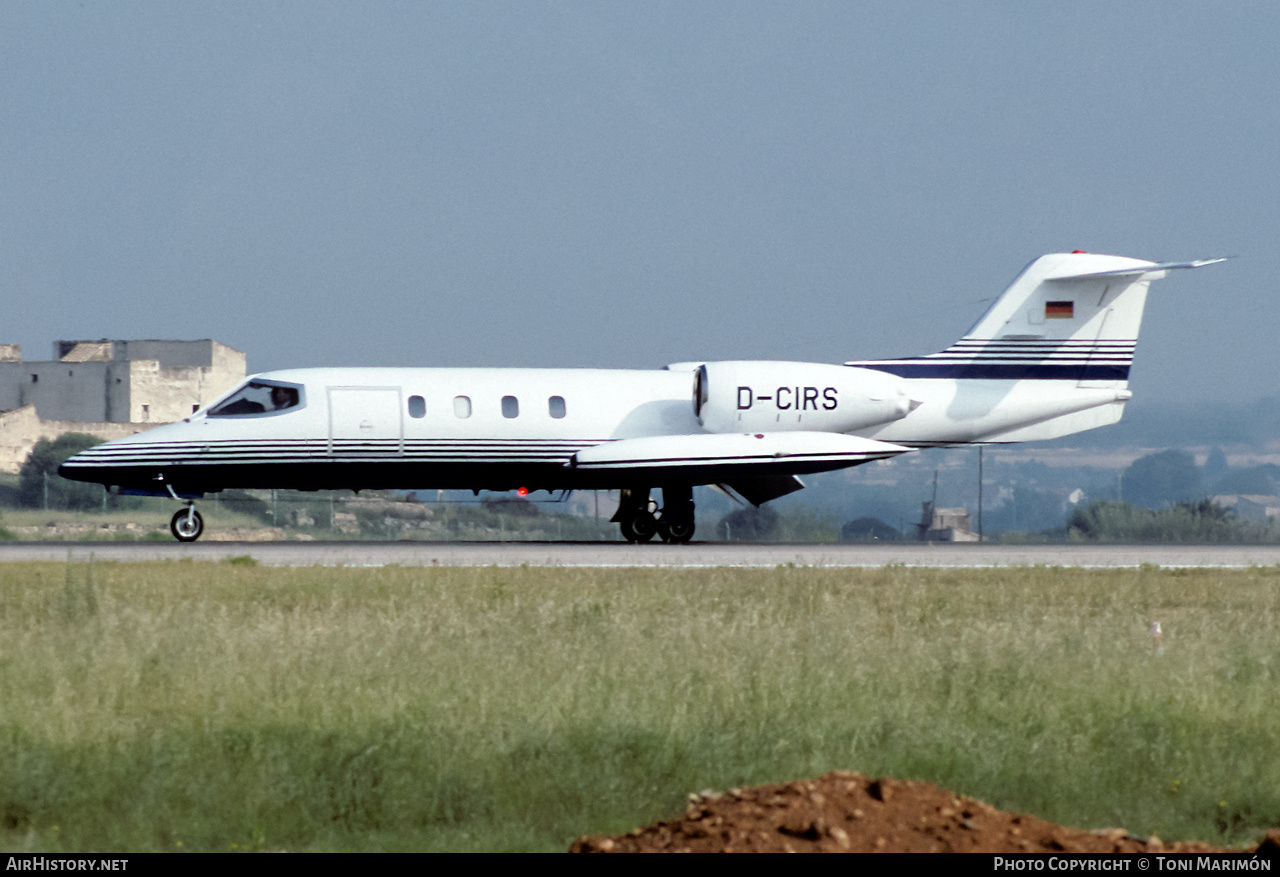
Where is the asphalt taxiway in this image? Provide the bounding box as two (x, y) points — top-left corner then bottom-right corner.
(2, 541), (1280, 568)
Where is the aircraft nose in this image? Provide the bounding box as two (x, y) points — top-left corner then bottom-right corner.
(57, 444), (111, 484)
(57, 456), (86, 482)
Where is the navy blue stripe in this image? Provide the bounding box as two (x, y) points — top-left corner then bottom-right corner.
(576, 452), (894, 467)
(859, 362), (1130, 380)
(903, 356), (1131, 363)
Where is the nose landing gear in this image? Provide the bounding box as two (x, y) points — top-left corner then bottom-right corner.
(165, 484), (205, 542)
(170, 505), (205, 542)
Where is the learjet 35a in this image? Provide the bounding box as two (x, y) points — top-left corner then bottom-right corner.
(60, 251), (1222, 542)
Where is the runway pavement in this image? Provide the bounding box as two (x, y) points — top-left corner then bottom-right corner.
(3, 541), (1280, 568)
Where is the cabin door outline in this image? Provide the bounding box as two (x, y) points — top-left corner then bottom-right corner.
(327, 386), (404, 456)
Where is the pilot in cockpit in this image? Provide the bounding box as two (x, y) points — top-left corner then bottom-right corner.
(209, 382), (300, 416)
(270, 385), (299, 411)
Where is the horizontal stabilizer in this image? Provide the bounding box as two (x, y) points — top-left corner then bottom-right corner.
(1047, 257), (1227, 281)
(569, 432), (908, 479)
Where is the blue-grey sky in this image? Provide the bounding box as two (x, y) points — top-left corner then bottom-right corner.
(2, 1), (1274, 406)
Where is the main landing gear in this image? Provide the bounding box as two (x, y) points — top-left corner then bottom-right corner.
(614, 486), (696, 544)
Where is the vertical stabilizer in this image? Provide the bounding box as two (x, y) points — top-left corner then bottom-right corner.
(850, 253), (1223, 386)
(957, 252), (1156, 388)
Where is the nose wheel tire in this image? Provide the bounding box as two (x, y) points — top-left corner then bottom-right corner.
(170, 508), (205, 542)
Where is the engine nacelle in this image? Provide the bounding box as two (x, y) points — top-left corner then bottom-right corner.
(695, 361), (915, 434)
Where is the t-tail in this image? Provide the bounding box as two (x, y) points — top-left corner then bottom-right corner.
(848, 252), (1226, 446)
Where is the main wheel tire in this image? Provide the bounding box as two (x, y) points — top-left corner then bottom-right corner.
(170, 508), (204, 542)
(664, 517), (695, 544)
(620, 510), (658, 543)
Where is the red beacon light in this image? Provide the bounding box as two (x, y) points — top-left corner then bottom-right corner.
(516, 487), (529, 497)
(1071, 250), (1086, 254)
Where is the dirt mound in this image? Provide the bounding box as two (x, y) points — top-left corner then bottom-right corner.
(571, 771), (1280, 853)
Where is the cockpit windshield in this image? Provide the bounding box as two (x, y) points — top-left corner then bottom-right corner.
(207, 381), (304, 417)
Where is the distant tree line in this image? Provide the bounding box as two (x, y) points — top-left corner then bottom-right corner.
(1067, 499), (1280, 543)
(715, 505), (844, 542)
(18, 433), (108, 510)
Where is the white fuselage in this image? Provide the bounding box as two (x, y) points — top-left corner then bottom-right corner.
(60, 367), (699, 494)
(57, 363), (1126, 497)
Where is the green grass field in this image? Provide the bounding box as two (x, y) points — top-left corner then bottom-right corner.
(1, 561), (1277, 851)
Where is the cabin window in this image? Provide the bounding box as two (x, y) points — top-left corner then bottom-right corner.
(502, 396), (519, 418)
(454, 395), (472, 418)
(548, 396), (566, 418)
(208, 381), (305, 417)
(408, 395), (426, 418)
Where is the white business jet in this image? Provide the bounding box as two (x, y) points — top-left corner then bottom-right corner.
(59, 251), (1222, 543)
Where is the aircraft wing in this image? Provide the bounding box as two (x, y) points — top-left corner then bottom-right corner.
(568, 432), (909, 484)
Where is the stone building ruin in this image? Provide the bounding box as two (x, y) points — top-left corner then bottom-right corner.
(0, 339), (245, 473)
(915, 500), (980, 542)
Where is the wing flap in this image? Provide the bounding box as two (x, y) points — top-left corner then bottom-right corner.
(720, 474), (807, 506)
